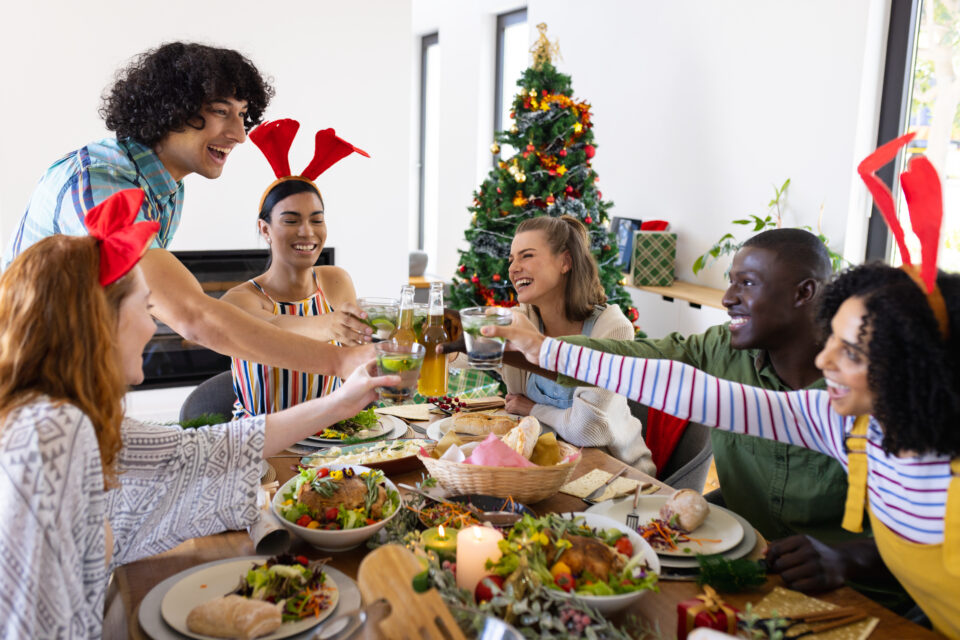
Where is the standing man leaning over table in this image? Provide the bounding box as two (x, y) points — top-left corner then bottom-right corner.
(510, 229), (905, 606)
(2, 42), (373, 377)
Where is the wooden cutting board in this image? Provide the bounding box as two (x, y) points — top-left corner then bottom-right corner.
(357, 544), (467, 640)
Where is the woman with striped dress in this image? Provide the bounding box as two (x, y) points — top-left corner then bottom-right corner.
(223, 119), (372, 418)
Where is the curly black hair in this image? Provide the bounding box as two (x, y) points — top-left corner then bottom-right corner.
(100, 42), (274, 147)
(816, 262), (960, 456)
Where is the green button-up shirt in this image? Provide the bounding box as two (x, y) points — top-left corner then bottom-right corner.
(560, 324), (868, 544)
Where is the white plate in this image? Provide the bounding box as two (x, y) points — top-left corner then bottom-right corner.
(425, 413), (521, 441)
(585, 496), (757, 568)
(553, 512), (660, 615)
(160, 558), (339, 640)
(307, 414), (399, 444)
(590, 494), (743, 557)
(140, 559), (361, 640)
(296, 416), (406, 449)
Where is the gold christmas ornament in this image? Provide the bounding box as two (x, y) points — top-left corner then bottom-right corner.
(530, 23), (562, 70)
(510, 124), (519, 134)
(490, 142), (500, 154)
(517, 171), (527, 183)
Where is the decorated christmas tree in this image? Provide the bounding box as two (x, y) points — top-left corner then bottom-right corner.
(449, 24), (638, 330)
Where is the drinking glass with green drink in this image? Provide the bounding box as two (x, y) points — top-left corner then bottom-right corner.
(357, 297), (399, 342)
(375, 341), (425, 403)
(459, 306), (514, 369)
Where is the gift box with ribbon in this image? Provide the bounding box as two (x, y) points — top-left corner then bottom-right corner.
(677, 586), (739, 640)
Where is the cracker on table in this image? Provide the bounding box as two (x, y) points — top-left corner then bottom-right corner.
(375, 404), (432, 421)
(560, 469), (641, 501)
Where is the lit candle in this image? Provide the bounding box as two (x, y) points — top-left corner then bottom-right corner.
(456, 525), (503, 595)
(421, 525), (457, 560)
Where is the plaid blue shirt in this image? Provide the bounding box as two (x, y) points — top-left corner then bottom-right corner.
(3, 138), (183, 268)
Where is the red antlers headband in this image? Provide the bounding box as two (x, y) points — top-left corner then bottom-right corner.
(858, 132), (948, 338)
(85, 189), (159, 286)
(250, 119), (370, 212)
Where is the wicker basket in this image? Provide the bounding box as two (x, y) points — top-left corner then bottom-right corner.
(417, 441), (580, 504)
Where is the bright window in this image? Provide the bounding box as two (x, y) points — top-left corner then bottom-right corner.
(494, 9), (527, 162)
(417, 33), (440, 265)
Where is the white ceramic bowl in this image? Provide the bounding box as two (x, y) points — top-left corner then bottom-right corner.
(553, 512), (660, 615)
(271, 464), (401, 551)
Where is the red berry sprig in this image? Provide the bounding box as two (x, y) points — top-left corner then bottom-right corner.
(426, 395), (465, 413)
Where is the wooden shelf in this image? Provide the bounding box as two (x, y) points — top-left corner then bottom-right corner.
(628, 279), (725, 310)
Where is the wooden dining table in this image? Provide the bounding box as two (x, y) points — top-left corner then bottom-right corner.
(105, 420), (945, 640)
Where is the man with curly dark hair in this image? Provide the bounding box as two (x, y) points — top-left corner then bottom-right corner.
(3, 42), (373, 379)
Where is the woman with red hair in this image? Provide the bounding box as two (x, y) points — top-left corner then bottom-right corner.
(0, 189), (395, 638)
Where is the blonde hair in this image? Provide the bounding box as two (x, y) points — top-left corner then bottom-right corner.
(515, 215), (606, 321)
(0, 235), (130, 484)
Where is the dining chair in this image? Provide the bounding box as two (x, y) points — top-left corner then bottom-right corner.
(631, 400), (714, 492)
(178, 370), (236, 424)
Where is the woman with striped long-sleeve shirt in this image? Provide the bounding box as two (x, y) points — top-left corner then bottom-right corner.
(487, 262), (960, 639)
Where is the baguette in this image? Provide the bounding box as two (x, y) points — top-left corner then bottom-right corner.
(501, 416), (541, 459)
(451, 412), (518, 436)
(186, 595), (282, 639)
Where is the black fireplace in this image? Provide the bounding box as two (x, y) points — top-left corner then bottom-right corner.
(136, 247), (335, 389)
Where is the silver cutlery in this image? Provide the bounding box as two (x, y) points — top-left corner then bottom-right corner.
(583, 466), (628, 501)
(625, 484), (642, 530)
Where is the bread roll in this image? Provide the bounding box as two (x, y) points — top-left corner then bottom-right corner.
(659, 489), (709, 532)
(452, 412), (517, 436)
(501, 416), (541, 459)
(186, 595), (282, 639)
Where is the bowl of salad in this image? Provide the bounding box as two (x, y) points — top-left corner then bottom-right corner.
(485, 512), (659, 615)
(272, 465), (401, 551)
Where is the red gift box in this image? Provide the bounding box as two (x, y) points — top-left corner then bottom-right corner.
(677, 586), (739, 639)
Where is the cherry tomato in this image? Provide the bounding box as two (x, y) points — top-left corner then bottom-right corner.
(316, 468), (330, 478)
(324, 507), (340, 522)
(365, 518), (377, 526)
(296, 555), (310, 566)
(614, 537), (634, 557)
(296, 514), (312, 527)
(474, 575), (505, 602)
(553, 572), (575, 592)
(323, 522), (340, 530)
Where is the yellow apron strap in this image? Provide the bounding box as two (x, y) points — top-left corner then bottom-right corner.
(841, 415), (871, 533)
(946, 459), (960, 576)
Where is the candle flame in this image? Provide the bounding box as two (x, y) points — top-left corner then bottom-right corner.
(473, 526), (484, 541)
(438, 525), (446, 538)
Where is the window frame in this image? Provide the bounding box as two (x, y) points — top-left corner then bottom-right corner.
(417, 32), (439, 252)
(864, 0), (922, 261)
(493, 8), (527, 165)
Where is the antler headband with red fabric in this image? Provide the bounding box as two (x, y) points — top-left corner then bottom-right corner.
(250, 119), (370, 211)
(85, 189), (159, 286)
(857, 131), (948, 338)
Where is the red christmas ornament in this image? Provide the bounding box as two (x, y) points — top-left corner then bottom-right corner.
(459, 265), (466, 273)
(559, 149), (567, 158)
(603, 244), (611, 251)
(471, 274), (479, 284)
(565, 185), (574, 194)
(497, 187), (501, 194)
(546, 195), (555, 204)
(526, 144), (535, 152)
(584, 145), (596, 159)
(541, 89), (548, 96)
(509, 111), (515, 119)
(522, 151), (530, 159)
(548, 169), (557, 176)
(492, 274), (501, 282)
(584, 216), (593, 224)
(629, 307), (639, 322)
(598, 191), (603, 199)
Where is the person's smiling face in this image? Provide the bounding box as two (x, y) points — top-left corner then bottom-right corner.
(722, 246), (805, 350)
(814, 296), (874, 416)
(260, 191), (326, 268)
(508, 230), (570, 306)
(153, 97), (248, 181)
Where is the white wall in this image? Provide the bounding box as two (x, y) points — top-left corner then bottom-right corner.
(415, 0), (890, 299)
(0, 0), (413, 299)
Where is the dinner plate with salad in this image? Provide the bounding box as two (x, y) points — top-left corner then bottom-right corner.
(161, 554), (338, 640)
(272, 464), (402, 551)
(305, 408), (401, 444)
(483, 512), (659, 615)
(302, 438), (432, 474)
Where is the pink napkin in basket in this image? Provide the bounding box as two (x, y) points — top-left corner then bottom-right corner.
(463, 434), (536, 467)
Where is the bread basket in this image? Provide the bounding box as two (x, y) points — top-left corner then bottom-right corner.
(417, 440), (580, 504)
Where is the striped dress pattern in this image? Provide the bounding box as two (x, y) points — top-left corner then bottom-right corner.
(539, 336), (953, 546)
(231, 276), (341, 418)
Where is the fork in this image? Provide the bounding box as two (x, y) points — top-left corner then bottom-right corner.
(625, 484), (642, 530)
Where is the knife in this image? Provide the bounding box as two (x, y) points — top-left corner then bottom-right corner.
(584, 466), (629, 501)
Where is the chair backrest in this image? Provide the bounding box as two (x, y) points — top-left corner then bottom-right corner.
(630, 400), (714, 492)
(179, 371), (236, 424)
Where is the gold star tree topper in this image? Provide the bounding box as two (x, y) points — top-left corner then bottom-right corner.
(530, 23), (561, 69)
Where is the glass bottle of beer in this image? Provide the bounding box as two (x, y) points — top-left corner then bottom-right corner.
(392, 285), (418, 346)
(418, 282), (449, 396)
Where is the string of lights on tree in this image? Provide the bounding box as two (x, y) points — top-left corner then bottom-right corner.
(449, 23), (639, 329)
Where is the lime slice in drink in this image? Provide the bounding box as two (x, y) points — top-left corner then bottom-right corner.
(380, 355), (417, 372)
(371, 318), (397, 339)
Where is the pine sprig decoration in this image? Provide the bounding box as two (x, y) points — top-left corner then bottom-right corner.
(695, 554), (767, 593)
(450, 32), (639, 330)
